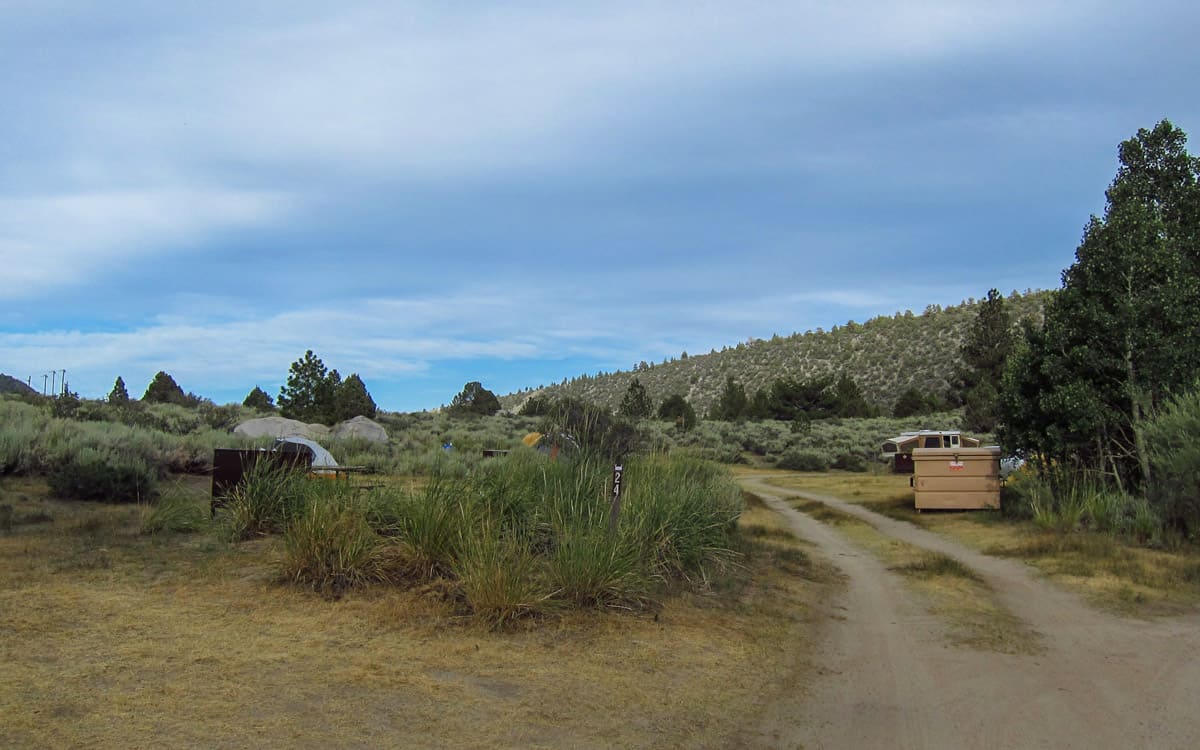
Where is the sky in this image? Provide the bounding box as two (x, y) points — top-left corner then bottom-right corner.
(2, 1), (1198, 412)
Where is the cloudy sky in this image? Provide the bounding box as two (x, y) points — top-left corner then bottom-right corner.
(2, 1), (1197, 411)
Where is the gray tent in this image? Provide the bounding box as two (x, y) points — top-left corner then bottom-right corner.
(274, 436), (338, 475)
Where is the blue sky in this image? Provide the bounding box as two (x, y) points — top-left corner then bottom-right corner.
(2, 1), (1198, 412)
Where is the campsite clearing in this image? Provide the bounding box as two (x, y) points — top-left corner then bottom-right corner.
(0, 475), (828, 749)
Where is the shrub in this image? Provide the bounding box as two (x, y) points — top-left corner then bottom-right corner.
(832, 453), (868, 472)
(47, 448), (158, 503)
(777, 451), (830, 472)
(1144, 386), (1200, 534)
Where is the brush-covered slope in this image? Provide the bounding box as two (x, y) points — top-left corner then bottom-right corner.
(502, 290), (1051, 415)
(0, 374), (37, 396)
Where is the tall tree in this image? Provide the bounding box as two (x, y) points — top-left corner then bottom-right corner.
(657, 394), (696, 431)
(618, 378), (653, 420)
(999, 120), (1200, 490)
(243, 385), (274, 411)
(142, 371), (187, 405)
(832, 373), (872, 418)
(108, 376), (129, 403)
(278, 351), (334, 423)
(957, 289), (1014, 432)
(711, 376), (748, 421)
(334, 373), (377, 421)
(449, 381), (501, 416)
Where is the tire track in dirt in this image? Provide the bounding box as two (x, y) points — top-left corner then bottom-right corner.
(738, 475), (1200, 750)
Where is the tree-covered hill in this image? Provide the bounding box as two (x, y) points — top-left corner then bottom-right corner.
(501, 290), (1052, 415)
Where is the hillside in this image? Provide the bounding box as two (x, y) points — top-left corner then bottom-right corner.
(501, 290), (1051, 415)
(0, 374), (36, 396)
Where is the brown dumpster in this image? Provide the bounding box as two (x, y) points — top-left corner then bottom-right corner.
(911, 446), (1001, 510)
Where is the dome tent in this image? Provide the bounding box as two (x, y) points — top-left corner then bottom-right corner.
(274, 436), (338, 475)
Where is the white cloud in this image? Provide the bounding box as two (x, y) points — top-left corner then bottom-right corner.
(34, 1), (1098, 181)
(0, 187), (293, 299)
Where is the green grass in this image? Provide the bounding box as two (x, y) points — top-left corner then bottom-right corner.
(890, 552), (981, 581)
(280, 491), (393, 596)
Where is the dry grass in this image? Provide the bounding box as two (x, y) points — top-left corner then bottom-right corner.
(0, 475), (830, 748)
(766, 469), (1200, 616)
(983, 532), (1200, 616)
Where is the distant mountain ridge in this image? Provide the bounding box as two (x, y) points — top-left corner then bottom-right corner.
(500, 290), (1052, 415)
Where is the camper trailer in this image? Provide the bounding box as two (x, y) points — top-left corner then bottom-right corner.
(881, 430), (981, 474)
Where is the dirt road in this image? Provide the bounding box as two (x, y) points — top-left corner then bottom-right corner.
(739, 475), (1200, 750)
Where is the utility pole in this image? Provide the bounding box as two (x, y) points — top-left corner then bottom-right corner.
(61, 369), (67, 396)
(51, 371), (57, 397)
(42, 374), (48, 395)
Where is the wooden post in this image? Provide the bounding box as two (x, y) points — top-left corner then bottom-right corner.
(608, 464), (624, 536)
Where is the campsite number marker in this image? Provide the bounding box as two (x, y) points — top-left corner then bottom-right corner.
(608, 464), (623, 535)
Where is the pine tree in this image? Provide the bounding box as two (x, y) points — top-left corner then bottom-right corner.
(711, 377), (747, 420)
(278, 351), (333, 423)
(957, 288), (1014, 432)
(658, 394), (696, 431)
(108, 376), (130, 403)
(142, 371), (187, 405)
(334, 373), (377, 420)
(1000, 120), (1200, 489)
(448, 381), (501, 416)
(618, 378), (653, 420)
(243, 385), (274, 411)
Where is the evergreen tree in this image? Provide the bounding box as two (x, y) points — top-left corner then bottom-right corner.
(449, 381), (501, 416)
(142, 371), (187, 405)
(618, 378), (653, 420)
(1000, 120), (1200, 489)
(108, 376), (129, 403)
(956, 288), (1014, 432)
(334, 373), (377, 420)
(658, 394), (696, 431)
(243, 385), (274, 411)
(711, 376), (748, 420)
(893, 387), (937, 418)
(832, 373), (872, 418)
(278, 351), (335, 423)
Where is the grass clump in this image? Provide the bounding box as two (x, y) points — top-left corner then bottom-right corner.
(372, 451), (742, 624)
(218, 461), (310, 540)
(890, 552), (981, 581)
(546, 520), (645, 609)
(1006, 470), (1162, 541)
(281, 488), (392, 596)
(140, 493), (207, 534)
(453, 524), (549, 626)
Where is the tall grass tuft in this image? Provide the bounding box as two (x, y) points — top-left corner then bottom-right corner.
(141, 492), (207, 534)
(547, 519), (645, 608)
(219, 461), (309, 540)
(1012, 469), (1161, 542)
(453, 522), (549, 626)
(376, 476), (474, 578)
(281, 489), (390, 595)
(620, 455), (743, 583)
